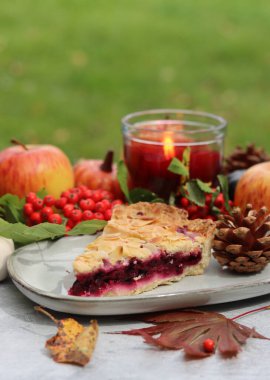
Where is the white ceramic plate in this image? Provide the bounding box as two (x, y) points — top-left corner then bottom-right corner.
(7, 235), (270, 316)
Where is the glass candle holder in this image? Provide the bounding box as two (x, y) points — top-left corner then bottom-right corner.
(122, 109), (227, 199)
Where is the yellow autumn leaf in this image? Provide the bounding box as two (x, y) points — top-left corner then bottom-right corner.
(35, 306), (98, 366)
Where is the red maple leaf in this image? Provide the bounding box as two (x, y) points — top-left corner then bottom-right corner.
(120, 309), (269, 358)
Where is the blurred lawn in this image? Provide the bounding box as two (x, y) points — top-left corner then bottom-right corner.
(1, 0), (270, 162)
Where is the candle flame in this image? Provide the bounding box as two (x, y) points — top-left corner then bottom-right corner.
(163, 134), (175, 160)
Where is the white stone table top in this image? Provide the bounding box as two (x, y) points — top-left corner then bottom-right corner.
(1, 279), (270, 380)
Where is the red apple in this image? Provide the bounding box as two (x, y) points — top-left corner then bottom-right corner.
(0, 141), (74, 198)
(234, 162), (270, 210)
(74, 150), (122, 197)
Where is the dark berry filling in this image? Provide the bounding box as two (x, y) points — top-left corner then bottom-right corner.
(69, 249), (202, 297)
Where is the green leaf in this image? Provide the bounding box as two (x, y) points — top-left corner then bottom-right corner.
(0, 217), (107, 246)
(217, 174), (231, 212)
(117, 160), (131, 202)
(36, 188), (48, 199)
(195, 179), (214, 194)
(0, 194), (25, 223)
(168, 192), (176, 206)
(0, 218), (65, 245)
(67, 220), (107, 236)
(182, 147), (191, 167)
(168, 157), (189, 177)
(129, 188), (164, 203)
(186, 180), (206, 207)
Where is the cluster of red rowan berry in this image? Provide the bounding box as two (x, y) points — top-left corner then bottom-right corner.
(23, 185), (123, 230)
(179, 192), (233, 220)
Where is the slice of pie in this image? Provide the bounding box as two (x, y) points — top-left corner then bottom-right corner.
(69, 202), (216, 297)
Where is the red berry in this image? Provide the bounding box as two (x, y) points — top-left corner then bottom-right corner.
(104, 209), (112, 221)
(82, 189), (94, 199)
(92, 190), (103, 202)
(63, 204), (75, 217)
(70, 187), (83, 199)
(187, 205), (199, 216)
(26, 192), (37, 204)
(82, 210), (94, 221)
(23, 203), (34, 216)
(70, 209), (82, 222)
(229, 200), (234, 207)
(30, 212), (42, 225)
(180, 197), (189, 208)
(203, 338), (215, 353)
(79, 198), (95, 211)
(43, 195), (55, 207)
(55, 197), (68, 209)
(197, 205), (209, 218)
(111, 200), (123, 208)
(32, 198), (44, 211)
(48, 213), (62, 224)
(61, 190), (70, 198)
(66, 219), (75, 229)
(100, 190), (114, 200)
(93, 212), (105, 220)
(206, 215), (216, 221)
(214, 193), (224, 208)
(205, 194), (212, 205)
(66, 192), (79, 204)
(101, 199), (111, 209)
(95, 201), (108, 213)
(40, 206), (54, 221)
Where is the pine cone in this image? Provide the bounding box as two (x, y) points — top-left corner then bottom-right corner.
(212, 204), (270, 273)
(223, 144), (270, 174)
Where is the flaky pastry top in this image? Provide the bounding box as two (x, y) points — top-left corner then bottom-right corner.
(74, 203), (216, 274)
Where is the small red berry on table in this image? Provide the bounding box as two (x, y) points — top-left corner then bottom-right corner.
(203, 338), (215, 353)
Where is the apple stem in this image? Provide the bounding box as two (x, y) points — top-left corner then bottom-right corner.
(11, 139), (28, 151)
(100, 150), (114, 173)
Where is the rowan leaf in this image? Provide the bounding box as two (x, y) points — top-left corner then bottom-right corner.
(120, 309), (269, 358)
(168, 157), (189, 177)
(35, 306), (98, 366)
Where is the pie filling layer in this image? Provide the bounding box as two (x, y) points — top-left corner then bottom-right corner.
(69, 249), (202, 297)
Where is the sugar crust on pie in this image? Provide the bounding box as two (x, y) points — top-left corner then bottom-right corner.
(69, 202), (216, 297)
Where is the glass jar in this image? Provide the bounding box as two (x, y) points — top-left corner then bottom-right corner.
(122, 109), (227, 199)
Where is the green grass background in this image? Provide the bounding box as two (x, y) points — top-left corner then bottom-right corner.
(1, 0), (270, 163)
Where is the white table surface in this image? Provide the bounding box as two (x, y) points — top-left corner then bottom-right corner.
(1, 278), (270, 380)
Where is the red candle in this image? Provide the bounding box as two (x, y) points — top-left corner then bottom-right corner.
(122, 110), (226, 199)
(124, 138), (221, 199)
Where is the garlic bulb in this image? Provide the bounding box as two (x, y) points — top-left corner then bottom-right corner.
(0, 237), (14, 281)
